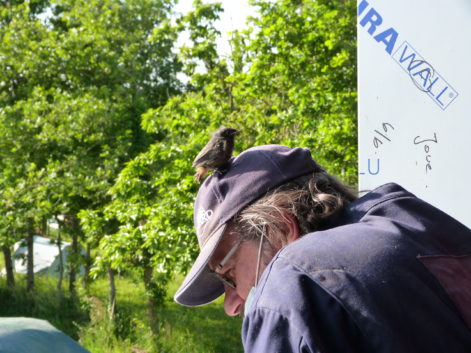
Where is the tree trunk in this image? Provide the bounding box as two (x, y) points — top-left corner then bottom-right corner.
(143, 265), (159, 335)
(56, 225), (64, 294)
(26, 221), (35, 292)
(108, 267), (116, 321)
(40, 217), (47, 236)
(83, 242), (91, 288)
(65, 215), (80, 294)
(2, 244), (15, 287)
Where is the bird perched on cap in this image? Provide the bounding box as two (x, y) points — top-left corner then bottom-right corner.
(192, 126), (239, 183)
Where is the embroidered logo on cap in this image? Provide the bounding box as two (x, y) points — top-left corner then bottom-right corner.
(197, 208), (213, 228)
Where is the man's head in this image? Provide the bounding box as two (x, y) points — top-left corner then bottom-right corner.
(174, 145), (355, 313)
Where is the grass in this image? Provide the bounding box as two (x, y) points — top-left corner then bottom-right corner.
(0, 257), (243, 353)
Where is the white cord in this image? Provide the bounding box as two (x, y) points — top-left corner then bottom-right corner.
(254, 235), (264, 287)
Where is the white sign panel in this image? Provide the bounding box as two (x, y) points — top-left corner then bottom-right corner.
(358, 0), (471, 227)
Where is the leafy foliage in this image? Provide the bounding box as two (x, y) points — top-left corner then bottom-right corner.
(0, 0), (181, 259)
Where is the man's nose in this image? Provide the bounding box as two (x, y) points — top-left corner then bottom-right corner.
(223, 285), (244, 316)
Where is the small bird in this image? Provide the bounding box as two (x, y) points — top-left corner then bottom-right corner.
(192, 126), (239, 183)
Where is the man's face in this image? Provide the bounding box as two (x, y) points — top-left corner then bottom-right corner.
(208, 231), (271, 317)
(208, 214), (301, 317)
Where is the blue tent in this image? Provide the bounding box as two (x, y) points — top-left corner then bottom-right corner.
(0, 318), (90, 353)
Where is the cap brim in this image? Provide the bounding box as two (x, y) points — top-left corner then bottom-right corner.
(174, 223), (227, 306)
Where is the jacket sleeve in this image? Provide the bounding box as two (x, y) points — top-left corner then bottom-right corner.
(242, 275), (368, 353)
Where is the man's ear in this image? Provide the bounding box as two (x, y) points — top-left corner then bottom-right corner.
(282, 212), (301, 244)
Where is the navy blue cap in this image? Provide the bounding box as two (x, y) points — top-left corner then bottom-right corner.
(174, 145), (323, 306)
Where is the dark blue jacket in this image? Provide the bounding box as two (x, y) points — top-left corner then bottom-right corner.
(242, 183), (471, 352)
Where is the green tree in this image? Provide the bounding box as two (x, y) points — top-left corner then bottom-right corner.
(85, 0), (227, 335)
(233, 0), (357, 182)
(0, 0), (182, 292)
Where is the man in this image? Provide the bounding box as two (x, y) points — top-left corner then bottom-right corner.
(174, 144), (471, 352)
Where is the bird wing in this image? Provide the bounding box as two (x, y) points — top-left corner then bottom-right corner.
(192, 139), (224, 167)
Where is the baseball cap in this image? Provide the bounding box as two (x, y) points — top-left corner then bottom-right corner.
(174, 144), (323, 306)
